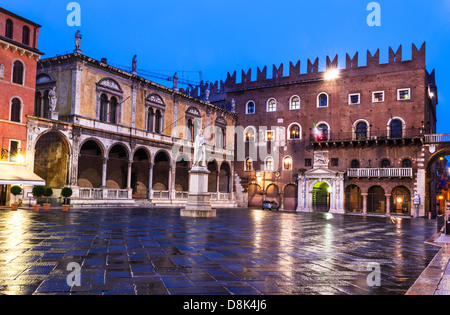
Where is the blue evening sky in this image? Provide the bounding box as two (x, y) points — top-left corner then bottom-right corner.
(3, 0), (450, 132)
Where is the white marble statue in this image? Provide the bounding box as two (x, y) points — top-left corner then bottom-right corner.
(193, 129), (207, 168)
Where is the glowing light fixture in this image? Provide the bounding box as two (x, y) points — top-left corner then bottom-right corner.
(16, 154), (25, 165)
(324, 68), (340, 81)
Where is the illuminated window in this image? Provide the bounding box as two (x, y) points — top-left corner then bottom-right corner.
(372, 91), (385, 103)
(289, 124), (301, 140)
(283, 156), (293, 170)
(245, 158), (253, 171)
(265, 157), (274, 171)
(290, 96), (300, 110)
(267, 98), (277, 112)
(266, 130), (274, 142)
(398, 88), (411, 101)
(245, 127), (255, 142)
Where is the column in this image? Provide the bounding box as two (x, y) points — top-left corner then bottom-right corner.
(148, 162), (153, 199)
(127, 160), (133, 199)
(385, 194), (391, 217)
(101, 157), (108, 199)
(101, 157), (108, 188)
(362, 193), (368, 215)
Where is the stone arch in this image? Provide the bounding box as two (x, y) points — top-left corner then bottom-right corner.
(175, 154), (190, 192)
(106, 144), (129, 189)
(78, 139), (104, 188)
(345, 184), (363, 213)
(207, 160), (218, 192)
(248, 183), (262, 208)
(266, 183), (280, 205)
(34, 131), (70, 188)
(132, 148), (150, 199)
(153, 151), (171, 191)
(219, 162), (231, 193)
(283, 183), (298, 210)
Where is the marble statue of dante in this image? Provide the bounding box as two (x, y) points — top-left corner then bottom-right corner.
(74, 30), (82, 50)
(48, 87), (57, 111)
(193, 129), (207, 167)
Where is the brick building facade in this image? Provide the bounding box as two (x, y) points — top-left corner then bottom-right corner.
(187, 43), (439, 217)
(0, 7), (44, 206)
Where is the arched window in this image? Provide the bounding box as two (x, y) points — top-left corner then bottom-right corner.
(99, 94), (108, 122)
(155, 110), (162, 134)
(381, 159), (391, 168)
(246, 101), (255, 114)
(267, 98), (277, 112)
(351, 160), (360, 169)
(5, 19), (13, 39)
(356, 122), (368, 140)
(245, 158), (253, 171)
(290, 96), (300, 110)
(390, 119), (403, 138)
(34, 92), (42, 117)
(10, 98), (21, 123)
(109, 97), (118, 124)
(187, 118), (194, 141)
(147, 108), (154, 132)
(12, 61), (24, 85)
(402, 159), (412, 168)
(265, 157), (274, 171)
(245, 127), (255, 142)
(22, 26), (30, 45)
(318, 93), (328, 107)
(289, 124), (301, 140)
(283, 156), (293, 170)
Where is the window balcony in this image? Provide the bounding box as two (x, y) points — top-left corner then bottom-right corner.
(310, 128), (423, 148)
(347, 168), (413, 178)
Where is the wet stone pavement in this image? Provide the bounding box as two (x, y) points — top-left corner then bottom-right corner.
(0, 208), (440, 295)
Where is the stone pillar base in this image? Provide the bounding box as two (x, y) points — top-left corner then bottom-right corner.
(180, 166), (215, 218)
(181, 194), (216, 218)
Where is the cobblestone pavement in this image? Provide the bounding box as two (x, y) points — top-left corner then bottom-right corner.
(0, 208), (440, 295)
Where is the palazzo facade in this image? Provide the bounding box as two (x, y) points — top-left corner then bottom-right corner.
(199, 43), (439, 217)
(29, 52), (240, 208)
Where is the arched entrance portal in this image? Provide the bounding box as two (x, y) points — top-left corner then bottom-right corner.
(153, 151), (170, 191)
(78, 140), (103, 188)
(368, 186), (386, 214)
(132, 149), (150, 199)
(34, 132), (69, 188)
(391, 186), (411, 215)
(425, 147), (450, 218)
(345, 185), (363, 213)
(312, 182), (330, 213)
(248, 184), (262, 208)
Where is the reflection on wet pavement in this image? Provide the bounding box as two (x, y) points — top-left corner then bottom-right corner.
(0, 208), (440, 295)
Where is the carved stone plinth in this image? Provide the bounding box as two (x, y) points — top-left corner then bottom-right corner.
(180, 166), (216, 218)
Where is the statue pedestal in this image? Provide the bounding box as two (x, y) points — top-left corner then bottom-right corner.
(180, 166), (216, 218)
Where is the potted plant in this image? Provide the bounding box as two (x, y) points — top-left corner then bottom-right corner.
(61, 187), (73, 212)
(32, 185), (45, 211)
(43, 187), (53, 211)
(10, 185), (22, 211)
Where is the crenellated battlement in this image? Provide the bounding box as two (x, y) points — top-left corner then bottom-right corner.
(179, 43), (426, 104)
